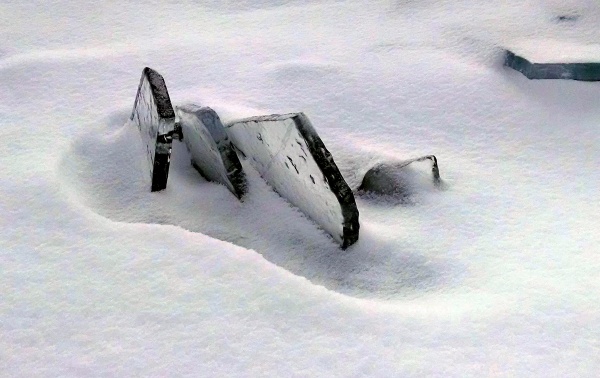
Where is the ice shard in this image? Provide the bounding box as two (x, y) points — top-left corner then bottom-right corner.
(130, 67), (176, 191)
(226, 113), (359, 248)
(177, 105), (246, 199)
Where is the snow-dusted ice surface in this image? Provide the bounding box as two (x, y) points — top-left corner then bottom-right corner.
(2, 0), (600, 376)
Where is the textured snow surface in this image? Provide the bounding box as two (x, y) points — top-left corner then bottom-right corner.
(2, 0), (600, 376)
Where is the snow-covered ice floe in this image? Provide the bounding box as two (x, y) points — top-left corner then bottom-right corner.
(504, 40), (600, 81)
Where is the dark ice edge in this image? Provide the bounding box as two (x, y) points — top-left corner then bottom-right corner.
(176, 105), (247, 199)
(227, 113), (360, 249)
(130, 67), (176, 192)
(504, 50), (600, 81)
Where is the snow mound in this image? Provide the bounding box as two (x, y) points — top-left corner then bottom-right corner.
(58, 112), (457, 299)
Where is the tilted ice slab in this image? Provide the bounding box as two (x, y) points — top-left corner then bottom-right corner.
(226, 113), (359, 248)
(504, 40), (600, 81)
(176, 104), (246, 199)
(130, 67), (176, 191)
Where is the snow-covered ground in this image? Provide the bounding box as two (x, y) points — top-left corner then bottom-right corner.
(2, 0), (600, 376)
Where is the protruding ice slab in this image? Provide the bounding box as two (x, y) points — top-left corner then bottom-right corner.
(226, 113), (359, 248)
(504, 41), (600, 81)
(359, 155), (441, 196)
(130, 67), (176, 191)
(176, 104), (246, 199)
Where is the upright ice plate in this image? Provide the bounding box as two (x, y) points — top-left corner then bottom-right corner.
(130, 67), (176, 191)
(226, 113), (359, 248)
(177, 105), (246, 199)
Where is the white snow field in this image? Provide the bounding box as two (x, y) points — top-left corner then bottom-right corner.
(2, 0), (600, 376)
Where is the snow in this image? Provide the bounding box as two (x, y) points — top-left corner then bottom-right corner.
(2, 0), (600, 376)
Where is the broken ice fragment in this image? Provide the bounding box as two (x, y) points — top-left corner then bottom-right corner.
(226, 113), (359, 248)
(359, 155), (442, 196)
(176, 104), (246, 199)
(130, 67), (176, 191)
